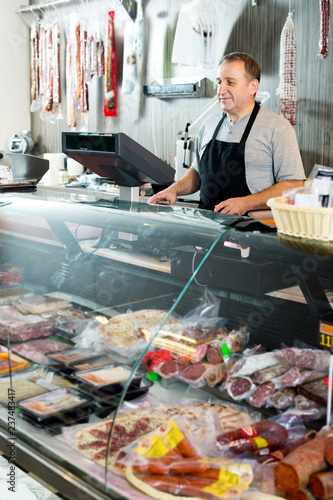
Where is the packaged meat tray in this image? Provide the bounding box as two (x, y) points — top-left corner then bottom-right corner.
(72, 354), (118, 371)
(18, 295), (70, 314)
(11, 338), (72, 364)
(0, 264), (23, 287)
(17, 387), (93, 424)
(0, 368), (78, 405)
(46, 347), (98, 367)
(0, 305), (54, 342)
(0, 351), (30, 376)
(75, 364), (142, 394)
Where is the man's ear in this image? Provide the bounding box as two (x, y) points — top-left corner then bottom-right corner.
(249, 79), (259, 95)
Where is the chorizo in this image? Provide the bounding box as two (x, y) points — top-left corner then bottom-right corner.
(309, 469), (333, 498)
(286, 489), (316, 500)
(325, 441), (333, 466)
(216, 421), (288, 453)
(274, 433), (333, 492)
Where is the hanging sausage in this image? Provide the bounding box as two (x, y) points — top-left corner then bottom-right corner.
(276, 11), (297, 125)
(30, 21), (41, 112)
(319, 0), (330, 58)
(104, 10), (117, 117)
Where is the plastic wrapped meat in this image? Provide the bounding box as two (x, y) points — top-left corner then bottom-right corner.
(11, 338), (71, 364)
(0, 305), (54, 342)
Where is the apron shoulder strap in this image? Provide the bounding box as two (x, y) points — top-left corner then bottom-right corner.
(240, 101), (260, 143)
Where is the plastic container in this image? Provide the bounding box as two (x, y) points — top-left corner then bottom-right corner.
(0, 352), (30, 376)
(75, 364), (142, 394)
(267, 196), (333, 241)
(17, 387), (93, 431)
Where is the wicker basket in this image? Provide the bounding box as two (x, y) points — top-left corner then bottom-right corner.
(267, 197), (333, 242)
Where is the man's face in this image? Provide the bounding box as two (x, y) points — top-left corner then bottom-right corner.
(216, 60), (259, 117)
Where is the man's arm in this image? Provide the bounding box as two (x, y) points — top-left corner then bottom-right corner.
(148, 168), (200, 205)
(214, 179), (304, 215)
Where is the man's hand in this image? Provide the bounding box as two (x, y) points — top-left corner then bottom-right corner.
(148, 186), (177, 205)
(214, 180), (304, 215)
(214, 197), (250, 215)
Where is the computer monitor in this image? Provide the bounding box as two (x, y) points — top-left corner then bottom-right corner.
(62, 132), (174, 188)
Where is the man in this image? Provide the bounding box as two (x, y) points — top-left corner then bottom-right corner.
(148, 52), (305, 215)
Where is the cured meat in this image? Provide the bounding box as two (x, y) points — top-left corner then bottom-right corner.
(274, 432), (333, 492)
(216, 421), (288, 454)
(297, 378), (329, 406)
(250, 381), (275, 408)
(159, 359), (190, 378)
(52, 22), (61, 112)
(227, 376), (254, 400)
(206, 342), (223, 365)
(203, 362), (226, 387)
(277, 367), (326, 388)
(319, 0), (330, 58)
(286, 488), (317, 500)
(104, 10), (117, 117)
(229, 352), (282, 377)
(309, 469), (333, 498)
(294, 395), (320, 410)
(30, 21), (40, 111)
(282, 347), (330, 371)
(326, 441), (333, 466)
(271, 388), (296, 409)
(252, 362), (291, 384)
(180, 363), (206, 383)
(276, 11), (297, 125)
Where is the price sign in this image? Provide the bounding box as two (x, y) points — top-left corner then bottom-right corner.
(318, 321), (333, 349)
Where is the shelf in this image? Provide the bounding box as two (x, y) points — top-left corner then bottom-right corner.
(16, 0), (136, 26)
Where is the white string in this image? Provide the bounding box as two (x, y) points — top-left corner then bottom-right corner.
(289, 0), (292, 12)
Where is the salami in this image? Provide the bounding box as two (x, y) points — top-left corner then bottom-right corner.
(274, 433), (333, 492)
(250, 381), (275, 408)
(180, 363), (206, 383)
(271, 388), (296, 409)
(206, 343), (223, 365)
(227, 377), (254, 400)
(229, 352), (282, 377)
(319, 0), (330, 58)
(159, 359), (190, 378)
(294, 395), (320, 410)
(252, 362), (291, 384)
(283, 347), (330, 371)
(277, 367), (326, 388)
(297, 378), (328, 406)
(276, 11), (297, 125)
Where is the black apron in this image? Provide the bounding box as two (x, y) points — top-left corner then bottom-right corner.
(199, 101), (260, 211)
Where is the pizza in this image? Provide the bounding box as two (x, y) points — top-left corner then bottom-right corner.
(97, 309), (177, 348)
(74, 403), (253, 475)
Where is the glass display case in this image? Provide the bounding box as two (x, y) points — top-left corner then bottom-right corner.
(0, 189), (332, 500)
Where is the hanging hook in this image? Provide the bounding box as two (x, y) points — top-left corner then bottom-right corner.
(38, 4), (47, 18)
(30, 6), (41, 21)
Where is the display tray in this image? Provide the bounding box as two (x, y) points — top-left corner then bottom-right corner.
(11, 337), (73, 364)
(46, 347), (100, 368)
(71, 354), (118, 371)
(91, 378), (154, 418)
(0, 351), (30, 377)
(74, 364), (143, 394)
(17, 387), (93, 426)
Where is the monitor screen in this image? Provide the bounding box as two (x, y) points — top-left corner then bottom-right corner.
(62, 132), (174, 188)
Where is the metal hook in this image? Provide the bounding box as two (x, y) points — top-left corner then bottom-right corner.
(38, 4), (47, 17)
(30, 6), (40, 21)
